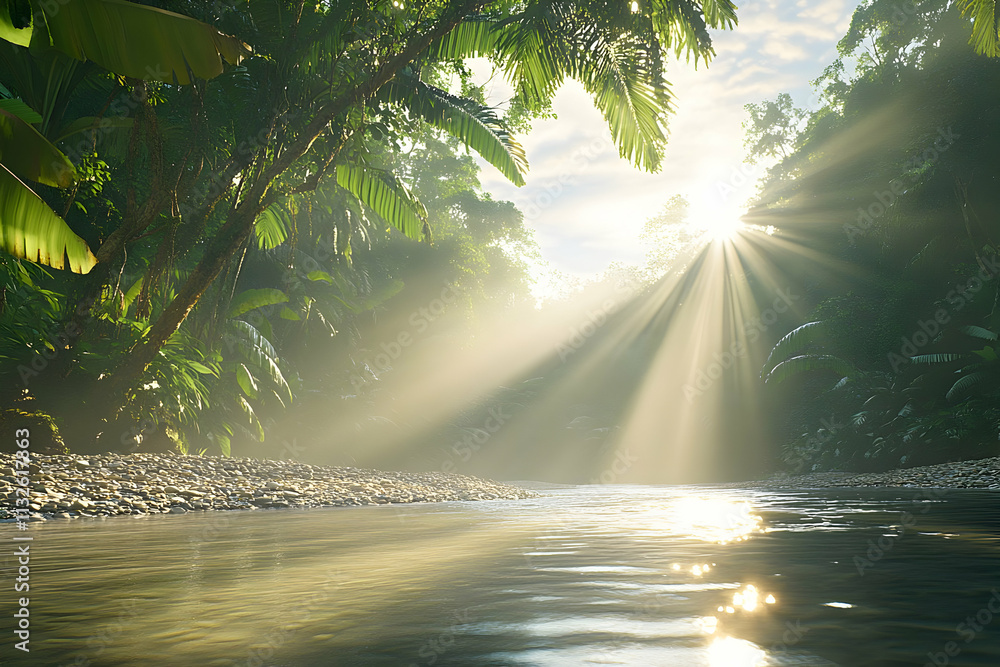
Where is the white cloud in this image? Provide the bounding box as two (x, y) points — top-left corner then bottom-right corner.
(471, 0), (856, 282)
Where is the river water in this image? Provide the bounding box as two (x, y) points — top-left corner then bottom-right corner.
(2, 484), (999, 666)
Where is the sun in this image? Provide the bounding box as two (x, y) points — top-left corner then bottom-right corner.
(701, 215), (746, 241)
(686, 201), (748, 242)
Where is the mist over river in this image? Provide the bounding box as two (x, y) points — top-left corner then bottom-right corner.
(3, 484), (1000, 666)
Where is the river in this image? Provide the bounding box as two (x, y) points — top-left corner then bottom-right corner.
(2, 484), (999, 665)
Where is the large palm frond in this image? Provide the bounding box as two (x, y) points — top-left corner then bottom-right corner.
(0, 0), (251, 84)
(381, 70), (528, 186)
(763, 354), (858, 385)
(957, 0), (1000, 57)
(0, 163), (95, 273)
(335, 163), (428, 241)
(425, 0), (732, 173)
(762, 321), (829, 376)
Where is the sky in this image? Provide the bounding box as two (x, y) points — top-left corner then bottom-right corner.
(470, 0), (857, 288)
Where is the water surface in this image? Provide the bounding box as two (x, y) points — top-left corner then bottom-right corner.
(2, 484), (999, 665)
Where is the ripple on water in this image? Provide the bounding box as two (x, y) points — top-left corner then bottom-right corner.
(7, 485), (1000, 666)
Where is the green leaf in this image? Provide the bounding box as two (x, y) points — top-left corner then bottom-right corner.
(361, 279), (405, 310)
(764, 354), (858, 384)
(381, 73), (528, 186)
(120, 275), (143, 314)
(225, 320), (292, 403)
(236, 394), (264, 439)
(254, 200), (290, 250)
(961, 325), (998, 341)
(0, 0), (31, 47)
(279, 306), (300, 321)
(957, 0), (1000, 57)
(947, 371), (991, 401)
(236, 362), (258, 398)
(568, 24), (670, 172)
(335, 163), (427, 241)
(0, 108), (77, 187)
(972, 346), (998, 362)
(428, 10), (681, 173)
(306, 270), (333, 283)
(762, 321), (827, 375)
(187, 360), (216, 375)
(0, 98), (41, 124)
(830, 376), (850, 391)
(226, 287), (288, 319)
(38, 0), (252, 85)
(909, 353), (965, 364)
(52, 115), (133, 144)
(426, 17), (500, 61)
(0, 163), (96, 273)
(213, 431), (231, 457)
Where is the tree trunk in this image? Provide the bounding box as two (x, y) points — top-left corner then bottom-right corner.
(105, 203), (261, 403)
(87, 0), (493, 441)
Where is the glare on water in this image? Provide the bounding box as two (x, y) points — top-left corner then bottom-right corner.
(708, 635), (768, 666)
(667, 495), (765, 543)
(4, 485), (999, 666)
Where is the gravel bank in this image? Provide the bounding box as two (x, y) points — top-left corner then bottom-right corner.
(725, 456), (1000, 490)
(0, 452), (536, 522)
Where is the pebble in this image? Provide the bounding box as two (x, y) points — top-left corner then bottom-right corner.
(727, 456), (1000, 490)
(0, 452), (537, 521)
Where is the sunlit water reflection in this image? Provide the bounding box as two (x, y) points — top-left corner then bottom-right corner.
(2, 484), (999, 665)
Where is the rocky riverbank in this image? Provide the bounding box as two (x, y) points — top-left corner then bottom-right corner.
(0, 452), (537, 522)
(726, 455), (1000, 490)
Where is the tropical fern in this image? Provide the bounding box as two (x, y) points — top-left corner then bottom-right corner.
(957, 0), (1000, 57)
(762, 321), (830, 375)
(424, 0), (734, 173)
(226, 288), (290, 319)
(335, 163), (428, 241)
(961, 325), (998, 341)
(381, 71), (528, 186)
(254, 199), (294, 250)
(764, 354), (858, 385)
(947, 371), (992, 401)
